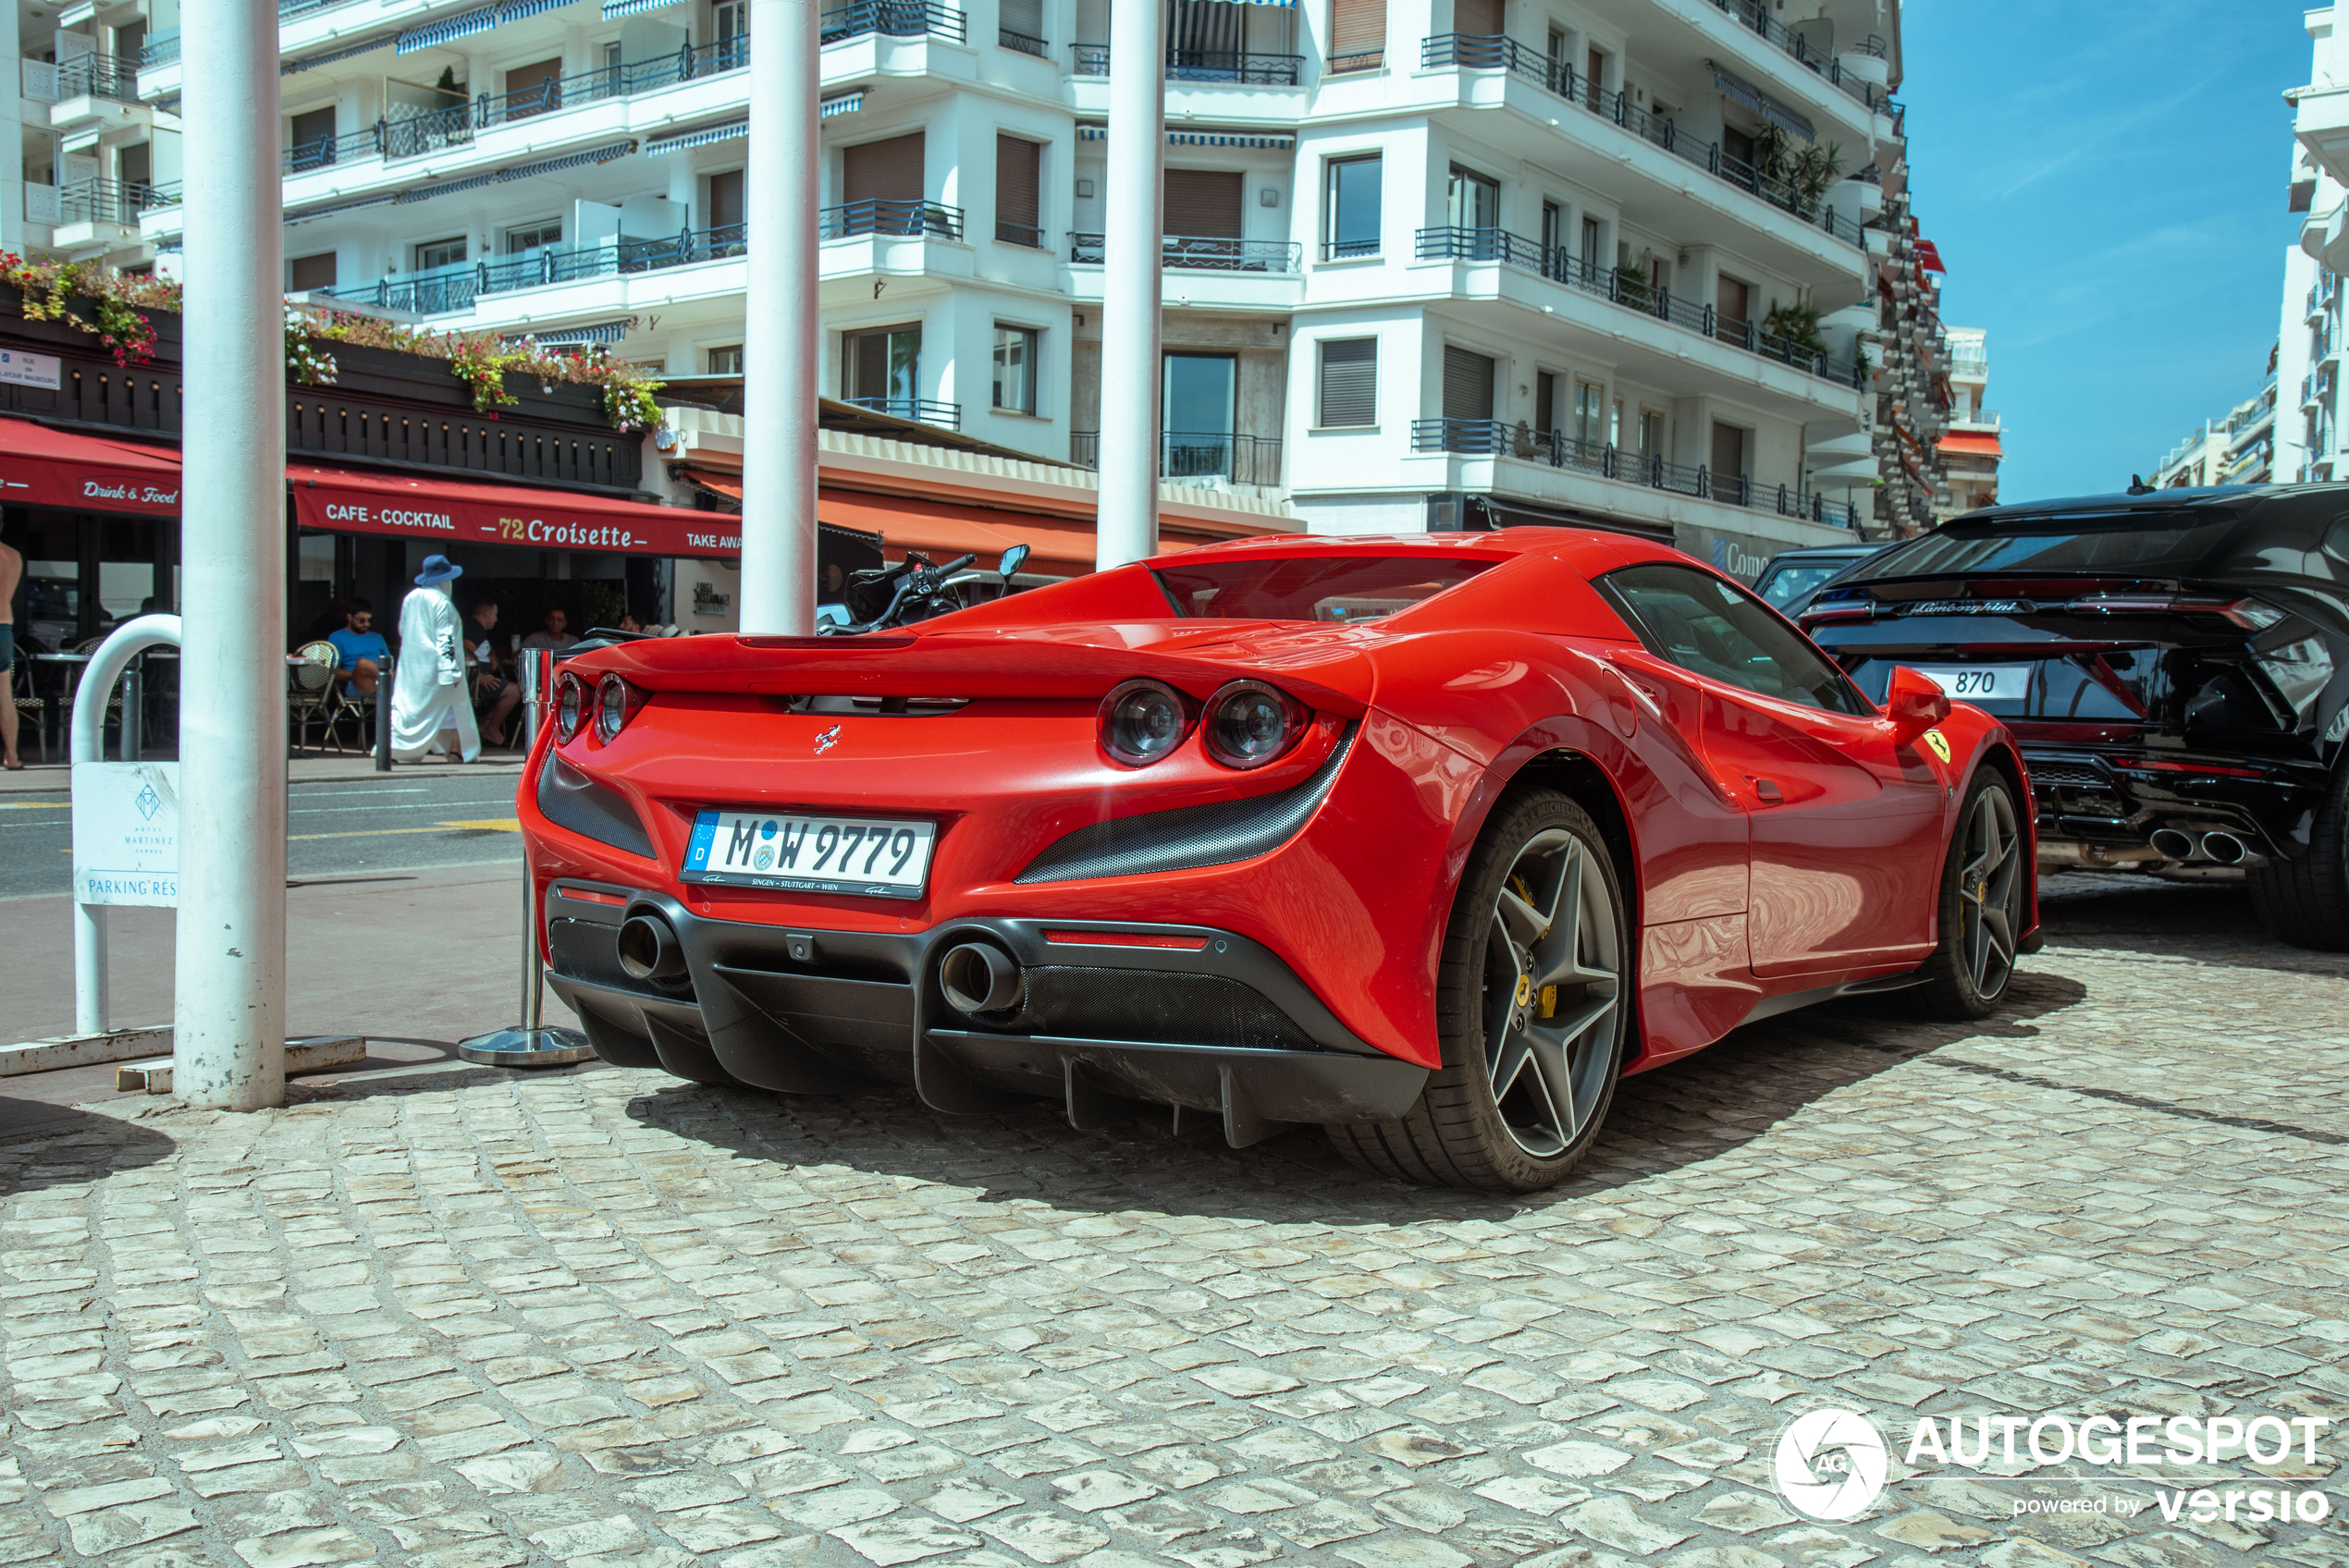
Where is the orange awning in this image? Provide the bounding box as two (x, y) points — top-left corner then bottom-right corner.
(1937, 432), (2002, 458)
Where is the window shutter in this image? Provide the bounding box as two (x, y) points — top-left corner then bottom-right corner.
(1453, 0), (1502, 35)
(1002, 0), (1043, 38)
(1443, 346), (1494, 423)
(843, 132), (925, 203)
(707, 168), (745, 230)
(1330, 0), (1384, 65)
(1163, 169), (1243, 238)
(1318, 338), (1376, 427)
(289, 252), (338, 292)
(996, 135), (1040, 239)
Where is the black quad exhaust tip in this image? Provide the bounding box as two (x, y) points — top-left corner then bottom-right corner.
(617, 913), (689, 982)
(940, 942), (1022, 1015)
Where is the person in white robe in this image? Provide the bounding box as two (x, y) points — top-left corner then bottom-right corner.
(390, 555), (482, 764)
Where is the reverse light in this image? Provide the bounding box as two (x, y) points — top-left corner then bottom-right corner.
(554, 672), (587, 742)
(595, 674), (646, 742)
(1100, 679), (1192, 766)
(1204, 680), (1307, 769)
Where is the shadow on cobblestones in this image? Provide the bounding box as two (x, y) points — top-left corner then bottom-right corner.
(2038, 872), (2349, 978)
(0, 1106), (175, 1194)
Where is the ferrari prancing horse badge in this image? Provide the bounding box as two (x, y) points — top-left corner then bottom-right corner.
(1921, 729), (1952, 764)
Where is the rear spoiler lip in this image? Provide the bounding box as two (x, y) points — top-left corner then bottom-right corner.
(567, 631), (1376, 717)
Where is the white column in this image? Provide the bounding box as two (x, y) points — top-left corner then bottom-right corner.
(739, 0), (820, 634)
(174, 0), (287, 1110)
(1096, 0), (1167, 570)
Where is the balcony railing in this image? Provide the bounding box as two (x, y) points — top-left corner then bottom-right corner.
(1327, 49), (1384, 74)
(996, 220), (1046, 247)
(477, 41), (749, 126)
(1070, 43), (1302, 84)
(55, 53), (142, 104)
(842, 397), (961, 429)
(1069, 232), (1301, 272)
(1414, 227), (1864, 390)
(58, 178), (157, 227)
(820, 200), (964, 239)
(1411, 419), (1860, 530)
(1000, 28), (1049, 56)
(1069, 430), (1283, 486)
(1698, 0), (1885, 107)
(286, 123), (392, 175)
(383, 103), (474, 161)
(141, 31), (179, 67)
(821, 0), (966, 45)
(321, 224), (751, 316)
(1421, 35), (1863, 248)
(280, 0), (363, 19)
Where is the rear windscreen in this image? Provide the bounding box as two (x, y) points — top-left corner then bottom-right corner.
(1845, 512), (2237, 581)
(1153, 557), (1498, 621)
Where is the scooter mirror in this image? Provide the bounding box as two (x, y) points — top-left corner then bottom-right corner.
(999, 544), (1031, 582)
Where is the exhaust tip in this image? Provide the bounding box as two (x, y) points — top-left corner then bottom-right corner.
(617, 913), (688, 982)
(2148, 828), (2197, 862)
(2201, 831), (2248, 865)
(940, 942), (1022, 1015)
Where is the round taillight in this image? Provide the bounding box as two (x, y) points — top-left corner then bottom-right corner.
(554, 672), (585, 742)
(1099, 679), (1191, 766)
(596, 674), (638, 742)
(1203, 680), (1305, 769)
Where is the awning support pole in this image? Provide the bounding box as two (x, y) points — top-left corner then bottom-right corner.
(1098, 0), (1170, 570)
(739, 0), (819, 634)
(176, 0), (289, 1110)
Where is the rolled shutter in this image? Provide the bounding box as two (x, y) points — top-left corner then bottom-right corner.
(996, 135), (1040, 239)
(1163, 168), (1243, 238)
(844, 132), (925, 203)
(1330, 0), (1384, 65)
(1318, 338), (1376, 427)
(1442, 346), (1494, 423)
(1002, 0), (1043, 38)
(1452, 0), (1502, 35)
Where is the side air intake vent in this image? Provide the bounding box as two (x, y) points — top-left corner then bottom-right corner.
(537, 753), (655, 859)
(1015, 725), (1356, 884)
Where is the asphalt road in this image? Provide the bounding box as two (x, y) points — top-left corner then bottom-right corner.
(0, 768), (530, 899)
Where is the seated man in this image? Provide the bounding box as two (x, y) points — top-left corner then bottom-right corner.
(468, 598), (523, 747)
(518, 606), (578, 654)
(326, 598), (390, 700)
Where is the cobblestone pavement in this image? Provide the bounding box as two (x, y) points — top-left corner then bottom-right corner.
(3, 875), (2345, 1568)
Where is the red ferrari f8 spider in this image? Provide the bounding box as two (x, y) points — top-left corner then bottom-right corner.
(523, 528), (2036, 1191)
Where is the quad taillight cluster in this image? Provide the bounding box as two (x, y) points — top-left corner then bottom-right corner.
(1099, 679), (1308, 770)
(553, 671), (646, 745)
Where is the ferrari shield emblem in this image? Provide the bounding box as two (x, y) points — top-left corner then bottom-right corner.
(1514, 974), (1533, 1008)
(1921, 729), (1952, 764)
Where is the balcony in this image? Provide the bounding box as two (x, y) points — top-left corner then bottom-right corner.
(320, 225), (749, 316)
(1694, 0), (1887, 109)
(820, 200), (964, 240)
(1070, 44), (1303, 85)
(1411, 418), (1860, 531)
(1069, 430), (1283, 487)
(1068, 233), (1301, 272)
(53, 53), (142, 105)
(821, 0), (967, 46)
(1414, 227), (1865, 391)
(842, 398), (961, 430)
(1421, 36), (1864, 249)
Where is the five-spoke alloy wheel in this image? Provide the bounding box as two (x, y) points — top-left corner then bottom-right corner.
(1328, 789), (1628, 1192)
(1912, 773), (2025, 1019)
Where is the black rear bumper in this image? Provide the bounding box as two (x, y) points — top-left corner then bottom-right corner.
(2021, 747), (2328, 859)
(541, 882), (1429, 1146)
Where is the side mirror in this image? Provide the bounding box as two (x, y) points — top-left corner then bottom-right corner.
(998, 544), (1030, 583)
(1884, 665), (1951, 736)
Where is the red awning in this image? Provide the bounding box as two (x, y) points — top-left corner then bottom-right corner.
(290, 464), (737, 558)
(0, 414), (182, 513)
(1917, 239), (1948, 273)
(1938, 432), (2002, 457)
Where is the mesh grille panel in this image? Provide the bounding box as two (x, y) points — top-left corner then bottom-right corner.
(2028, 761), (2108, 787)
(1006, 966), (1319, 1051)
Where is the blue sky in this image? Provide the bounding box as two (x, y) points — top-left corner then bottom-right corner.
(1900, 1), (2309, 500)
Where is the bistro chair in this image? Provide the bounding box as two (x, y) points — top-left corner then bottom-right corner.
(9, 650), (45, 765)
(321, 674), (377, 756)
(287, 641), (339, 753)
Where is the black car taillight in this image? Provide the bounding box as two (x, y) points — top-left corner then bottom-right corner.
(1203, 680), (1307, 770)
(1099, 679), (1192, 766)
(595, 675), (646, 742)
(2066, 593), (2286, 631)
(554, 672), (586, 742)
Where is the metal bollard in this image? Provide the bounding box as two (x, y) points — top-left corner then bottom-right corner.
(374, 652), (393, 772)
(457, 648), (591, 1068)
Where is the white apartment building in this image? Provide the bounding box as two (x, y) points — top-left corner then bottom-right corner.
(1930, 321), (1993, 518)
(9, 0), (1904, 570)
(2149, 375), (2273, 492)
(2287, 5), (2349, 481)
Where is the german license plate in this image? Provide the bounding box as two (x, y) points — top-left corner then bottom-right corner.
(682, 809), (936, 898)
(1912, 664), (2032, 704)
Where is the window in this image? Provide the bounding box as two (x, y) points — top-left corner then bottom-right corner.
(1329, 0), (1384, 71)
(1001, 0), (1046, 51)
(707, 344), (744, 374)
(842, 325), (922, 411)
(1638, 409), (1666, 460)
(1442, 345), (1494, 424)
(1573, 380), (1604, 448)
(1446, 165), (1497, 230)
(288, 251), (338, 292)
(707, 167), (745, 232)
(1455, 0), (1502, 37)
(503, 56), (564, 118)
(995, 136), (1042, 246)
(1164, 354), (1237, 477)
(1540, 200), (1562, 256)
(288, 105), (337, 171)
(505, 220), (562, 255)
(1609, 397), (1623, 448)
(1710, 422), (1748, 498)
(414, 236), (467, 271)
(1318, 337), (1377, 427)
(1533, 371), (1556, 435)
(992, 325), (1039, 413)
(1322, 154), (1381, 259)
(711, 0), (749, 63)
(1600, 563), (1868, 715)
(1580, 214), (1600, 270)
(1155, 556), (1498, 621)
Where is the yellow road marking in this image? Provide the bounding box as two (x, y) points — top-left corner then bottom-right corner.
(440, 818), (522, 832)
(287, 819), (521, 842)
(0, 802), (70, 809)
